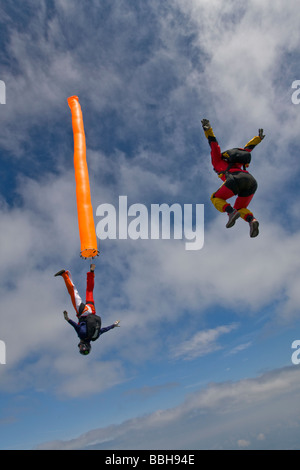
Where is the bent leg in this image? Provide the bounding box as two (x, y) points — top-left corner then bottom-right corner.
(211, 184), (235, 213)
(233, 195), (254, 221)
(62, 271), (84, 315)
(234, 193), (259, 236)
(232, 173), (257, 221)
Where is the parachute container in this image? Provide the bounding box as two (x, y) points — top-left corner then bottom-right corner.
(68, 96), (99, 259)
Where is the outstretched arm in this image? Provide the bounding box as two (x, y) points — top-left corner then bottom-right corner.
(201, 119), (218, 145)
(63, 310), (80, 334)
(244, 129), (265, 151)
(99, 320), (121, 336)
(201, 119), (228, 174)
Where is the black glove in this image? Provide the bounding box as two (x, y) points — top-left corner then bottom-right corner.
(201, 119), (211, 131)
(258, 129), (265, 140)
(63, 310), (69, 321)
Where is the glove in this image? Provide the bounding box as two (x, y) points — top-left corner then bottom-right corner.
(114, 320), (121, 327)
(201, 119), (211, 131)
(258, 129), (265, 140)
(63, 310), (69, 321)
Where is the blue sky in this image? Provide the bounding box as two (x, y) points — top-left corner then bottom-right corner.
(1, 0), (300, 450)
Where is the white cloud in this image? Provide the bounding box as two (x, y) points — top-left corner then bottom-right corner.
(170, 324), (238, 360)
(237, 439), (251, 448)
(227, 342), (252, 356)
(1, 160), (299, 399)
(1, 0), (300, 449)
(35, 365), (300, 449)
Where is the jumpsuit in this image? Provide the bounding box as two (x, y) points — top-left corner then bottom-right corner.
(204, 126), (262, 221)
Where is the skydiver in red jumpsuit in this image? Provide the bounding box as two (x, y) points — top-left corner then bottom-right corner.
(201, 119), (265, 237)
(54, 264), (120, 355)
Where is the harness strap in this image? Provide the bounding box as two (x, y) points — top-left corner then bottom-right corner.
(217, 162), (247, 178)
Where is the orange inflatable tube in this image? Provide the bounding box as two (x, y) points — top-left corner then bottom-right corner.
(68, 96), (99, 259)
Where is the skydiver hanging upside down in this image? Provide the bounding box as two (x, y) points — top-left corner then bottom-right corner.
(54, 264), (120, 356)
(201, 119), (265, 238)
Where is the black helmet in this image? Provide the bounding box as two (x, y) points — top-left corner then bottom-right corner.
(78, 340), (91, 356)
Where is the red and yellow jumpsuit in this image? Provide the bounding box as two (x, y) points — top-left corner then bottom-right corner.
(204, 126), (263, 222)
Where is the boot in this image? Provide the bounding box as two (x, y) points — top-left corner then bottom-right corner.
(54, 269), (65, 277)
(226, 209), (240, 228)
(249, 219), (259, 238)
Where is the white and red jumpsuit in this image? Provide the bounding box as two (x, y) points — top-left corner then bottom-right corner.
(61, 270), (96, 318)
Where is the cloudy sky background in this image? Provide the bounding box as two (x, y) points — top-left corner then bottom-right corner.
(1, 0), (300, 450)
